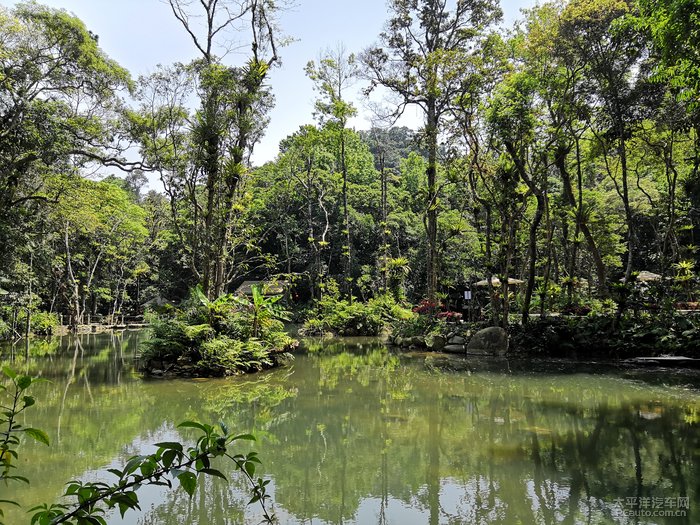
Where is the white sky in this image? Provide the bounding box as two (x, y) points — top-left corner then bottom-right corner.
(3, 0), (536, 167)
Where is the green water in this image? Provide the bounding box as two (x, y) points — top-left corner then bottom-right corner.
(2, 331), (700, 524)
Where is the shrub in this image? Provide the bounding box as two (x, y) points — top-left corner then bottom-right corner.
(142, 286), (296, 376)
(31, 312), (59, 335)
(508, 313), (700, 357)
(0, 319), (9, 340)
(300, 292), (411, 337)
(14, 311), (59, 336)
(299, 318), (327, 336)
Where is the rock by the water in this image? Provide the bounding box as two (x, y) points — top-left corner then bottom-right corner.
(411, 336), (426, 348)
(466, 327), (508, 356)
(448, 335), (466, 345)
(426, 334), (446, 351)
(443, 344), (465, 354)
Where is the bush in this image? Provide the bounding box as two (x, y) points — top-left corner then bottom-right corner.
(509, 312), (700, 357)
(300, 291), (412, 337)
(0, 318), (9, 340)
(199, 336), (273, 374)
(141, 286), (296, 376)
(15, 311), (59, 336)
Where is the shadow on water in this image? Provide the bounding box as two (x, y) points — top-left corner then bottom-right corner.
(1, 332), (699, 524)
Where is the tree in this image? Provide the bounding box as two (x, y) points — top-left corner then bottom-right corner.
(48, 177), (147, 326)
(0, 2), (135, 285)
(306, 45), (359, 300)
(637, 0), (700, 105)
(135, 0), (284, 298)
(362, 0), (502, 301)
(559, 0), (650, 288)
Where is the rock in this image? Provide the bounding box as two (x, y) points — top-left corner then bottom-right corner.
(411, 336), (426, 348)
(466, 327), (509, 356)
(448, 335), (466, 345)
(425, 334), (446, 351)
(443, 344), (465, 354)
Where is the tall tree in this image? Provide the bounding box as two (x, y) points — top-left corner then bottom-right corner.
(136, 0), (283, 298)
(0, 2), (134, 278)
(306, 45), (359, 299)
(362, 0), (502, 300)
(559, 0), (649, 287)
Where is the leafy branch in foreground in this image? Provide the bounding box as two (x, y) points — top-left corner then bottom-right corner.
(0, 367), (275, 524)
(0, 367), (50, 522)
(30, 421), (275, 524)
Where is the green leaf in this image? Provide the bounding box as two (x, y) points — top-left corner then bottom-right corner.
(123, 455), (145, 475)
(244, 461), (256, 477)
(230, 433), (256, 442)
(177, 421), (207, 432)
(22, 396), (35, 408)
(16, 375), (32, 390)
(162, 449), (178, 469)
(177, 471), (197, 497)
(2, 367), (17, 379)
(200, 468), (227, 481)
(140, 458), (156, 477)
(154, 442), (183, 452)
(24, 428), (50, 446)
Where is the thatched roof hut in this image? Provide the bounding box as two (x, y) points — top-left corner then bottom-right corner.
(234, 279), (288, 296)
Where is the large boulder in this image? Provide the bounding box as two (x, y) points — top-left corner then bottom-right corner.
(466, 327), (509, 356)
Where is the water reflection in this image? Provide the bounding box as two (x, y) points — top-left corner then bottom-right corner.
(1, 333), (699, 524)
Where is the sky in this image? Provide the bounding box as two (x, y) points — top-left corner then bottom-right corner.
(3, 0), (537, 168)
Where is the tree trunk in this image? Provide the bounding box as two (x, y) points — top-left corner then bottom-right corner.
(340, 126), (352, 301)
(555, 142), (608, 296)
(425, 99), (439, 301)
(504, 142), (545, 325)
(64, 222), (81, 328)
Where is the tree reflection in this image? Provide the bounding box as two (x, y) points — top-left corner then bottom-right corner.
(3, 334), (700, 524)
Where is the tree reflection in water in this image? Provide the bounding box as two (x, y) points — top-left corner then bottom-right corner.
(1, 333), (698, 524)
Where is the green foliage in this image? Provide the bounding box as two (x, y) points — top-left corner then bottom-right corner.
(1, 366), (49, 518)
(200, 337), (273, 374)
(300, 285), (413, 337)
(636, 0), (700, 104)
(301, 298), (383, 337)
(0, 367), (275, 524)
(510, 313), (700, 357)
(15, 311), (59, 336)
(142, 286), (296, 376)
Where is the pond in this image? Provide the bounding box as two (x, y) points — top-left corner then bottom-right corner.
(2, 331), (699, 524)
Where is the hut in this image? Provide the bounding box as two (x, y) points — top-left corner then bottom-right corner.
(234, 279), (289, 297)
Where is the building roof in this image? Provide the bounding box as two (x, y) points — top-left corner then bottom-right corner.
(474, 277), (525, 287)
(234, 280), (288, 296)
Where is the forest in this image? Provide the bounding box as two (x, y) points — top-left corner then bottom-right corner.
(1, 0), (699, 353)
(2, 1), (700, 523)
